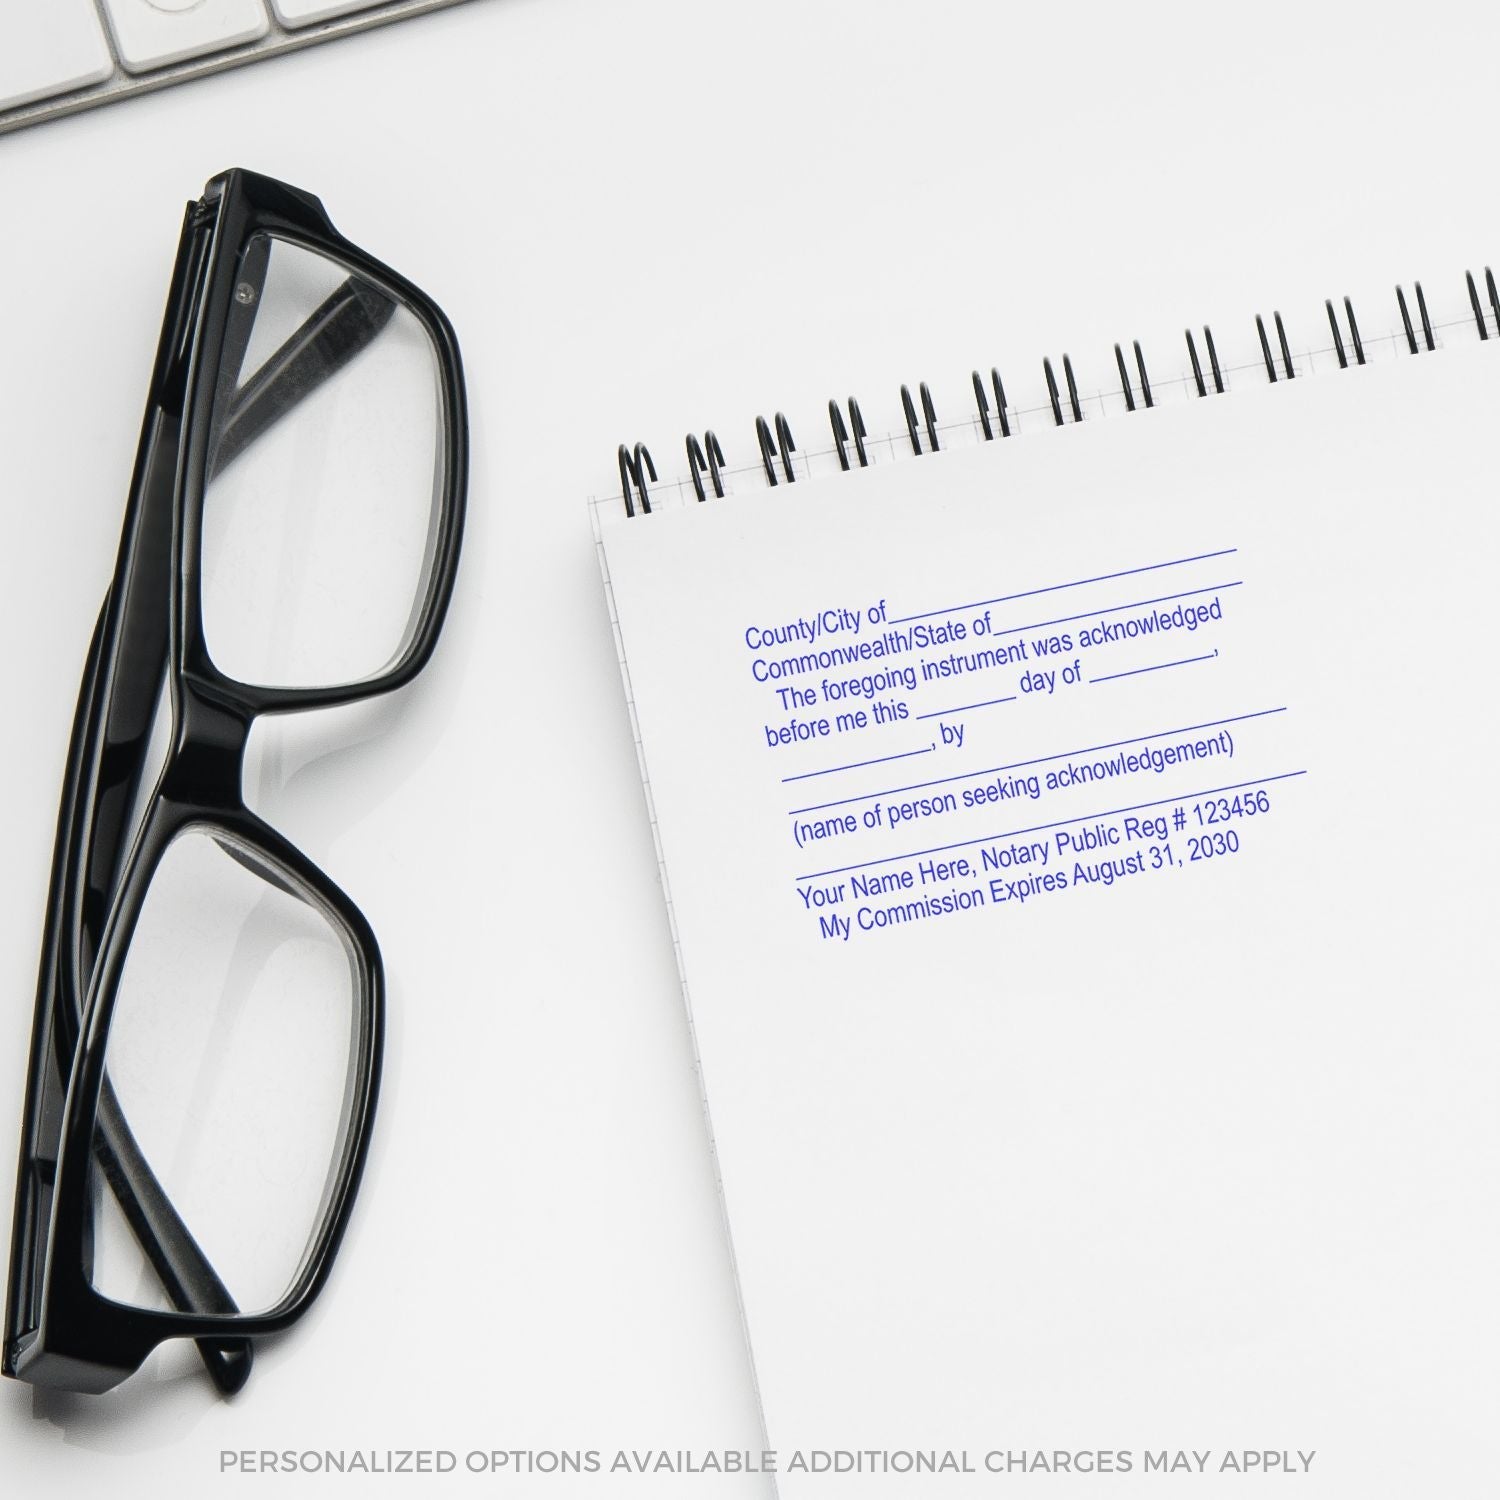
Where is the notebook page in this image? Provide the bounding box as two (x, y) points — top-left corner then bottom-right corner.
(596, 342), (1500, 1498)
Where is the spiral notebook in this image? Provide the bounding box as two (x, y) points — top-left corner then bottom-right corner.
(593, 285), (1500, 1495)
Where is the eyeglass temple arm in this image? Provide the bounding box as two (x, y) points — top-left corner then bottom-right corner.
(95, 1089), (252, 1387)
(207, 272), (397, 481)
(67, 596), (255, 1394)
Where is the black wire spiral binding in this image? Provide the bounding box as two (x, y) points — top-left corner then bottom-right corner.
(829, 398), (869, 470)
(1255, 315), (1275, 380)
(972, 371), (994, 438)
(1043, 355), (1082, 424)
(618, 442), (655, 517)
(1465, 268), (1499, 341)
(1396, 286), (1417, 353)
(972, 368), (1010, 439)
(1134, 340), (1154, 407)
(755, 416), (774, 482)
(1203, 327), (1224, 393)
(1185, 327), (1225, 396)
(1465, 272), (1487, 340)
(618, 266), (1499, 515)
(755, 412), (797, 485)
(1255, 312), (1295, 382)
(1114, 340), (1153, 411)
(1185, 329), (1206, 397)
(1396, 282), (1435, 353)
(1345, 297), (1365, 365)
(686, 431), (726, 501)
(1044, 359), (1063, 424)
(900, 382), (940, 454)
(1114, 344), (1134, 412)
(1325, 299), (1348, 368)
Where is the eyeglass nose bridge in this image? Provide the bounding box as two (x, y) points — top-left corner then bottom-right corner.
(158, 678), (253, 809)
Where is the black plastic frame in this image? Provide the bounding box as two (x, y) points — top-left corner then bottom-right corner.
(4, 169), (467, 1395)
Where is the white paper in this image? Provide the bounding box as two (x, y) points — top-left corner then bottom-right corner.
(598, 344), (1500, 1497)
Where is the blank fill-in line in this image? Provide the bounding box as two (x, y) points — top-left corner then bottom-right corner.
(787, 706), (1287, 816)
(996, 582), (1240, 642)
(1091, 649), (1218, 685)
(890, 547), (1238, 625)
(914, 695), (1017, 721)
(781, 744), (936, 784)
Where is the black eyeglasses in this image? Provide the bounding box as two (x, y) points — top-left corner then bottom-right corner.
(3, 169), (467, 1395)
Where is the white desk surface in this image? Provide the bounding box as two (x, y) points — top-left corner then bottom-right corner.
(2, 0), (1498, 1493)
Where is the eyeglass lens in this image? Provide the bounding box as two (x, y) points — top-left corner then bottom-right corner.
(201, 233), (447, 692)
(86, 827), (362, 1319)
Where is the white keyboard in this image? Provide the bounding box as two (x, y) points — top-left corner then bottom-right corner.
(0, 0), (477, 133)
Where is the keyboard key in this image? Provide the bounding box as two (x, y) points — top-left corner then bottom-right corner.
(100, 0), (271, 75)
(272, 0), (390, 25)
(0, 0), (114, 111)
